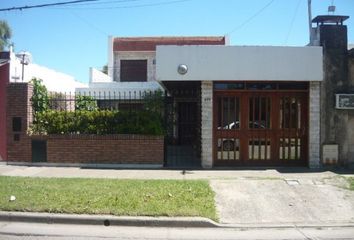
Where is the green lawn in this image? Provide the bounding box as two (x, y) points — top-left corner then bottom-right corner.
(0, 176), (217, 221)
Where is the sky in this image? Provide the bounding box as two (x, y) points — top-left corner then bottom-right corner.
(1, 0), (353, 83)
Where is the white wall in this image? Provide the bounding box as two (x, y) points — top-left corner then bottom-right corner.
(9, 52), (87, 92)
(107, 36), (114, 78)
(156, 45), (323, 81)
(76, 81), (162, 99)
(90, 67), (111, 83)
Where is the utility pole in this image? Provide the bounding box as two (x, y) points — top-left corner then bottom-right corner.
(308, 0), (312, 43)
(21, 54), (26, 82)
(17, 51), (31, 82)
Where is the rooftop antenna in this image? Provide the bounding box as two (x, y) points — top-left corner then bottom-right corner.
(16, 51), (32, 82)
(328, 0), (336, 14)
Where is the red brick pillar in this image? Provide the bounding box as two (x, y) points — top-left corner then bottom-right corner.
(0, 62), (9, 160)
(6, 83), (33, 162)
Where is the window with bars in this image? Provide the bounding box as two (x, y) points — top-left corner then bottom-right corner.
(217, 96), (240, 129)
(249, 96), (271, 129)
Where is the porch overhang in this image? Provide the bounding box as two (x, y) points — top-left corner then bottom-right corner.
(156, 45), (323, 82)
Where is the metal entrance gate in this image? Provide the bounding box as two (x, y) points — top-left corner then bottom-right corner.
(213, 82), (308, 166)
(163, 81), (201, 168)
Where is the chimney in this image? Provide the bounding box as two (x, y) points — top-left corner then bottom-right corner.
(310, 15), (349, 51)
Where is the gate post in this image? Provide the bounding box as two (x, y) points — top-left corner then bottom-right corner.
(6, 82), (33, 162)
(201, 81), (213, 168)
(309, 81), (321, 168)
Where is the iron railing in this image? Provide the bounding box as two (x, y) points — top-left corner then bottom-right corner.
(47, 90), (164, 112)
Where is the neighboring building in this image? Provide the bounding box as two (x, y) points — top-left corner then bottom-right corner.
(311, 15), (354, 168)
(17, 63), (87, 93)
(0, 49), (86, 160)
(7, 48), (86, 92)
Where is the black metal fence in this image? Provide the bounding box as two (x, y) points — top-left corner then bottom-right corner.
(47, 90), (164, 112)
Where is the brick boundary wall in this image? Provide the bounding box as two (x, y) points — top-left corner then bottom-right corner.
(31, 134), (164, 164)
(6, 82), (164, 165)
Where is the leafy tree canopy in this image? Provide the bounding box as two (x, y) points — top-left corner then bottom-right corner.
(0, 20), (12, 51)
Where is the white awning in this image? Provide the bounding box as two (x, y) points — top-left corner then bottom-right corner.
(156, 45), (323, 82)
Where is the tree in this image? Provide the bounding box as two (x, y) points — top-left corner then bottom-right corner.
(101, 64), (108, 74)
(0, 20), (12, 51)
(75, 95), (97, 111)
(30, 78), (49, 114)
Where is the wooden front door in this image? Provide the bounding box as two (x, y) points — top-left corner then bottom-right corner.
(214, 89), (308, 166)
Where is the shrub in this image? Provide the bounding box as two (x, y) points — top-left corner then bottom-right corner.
(29, 81), (165, 136)
(31, 110), (164, 136)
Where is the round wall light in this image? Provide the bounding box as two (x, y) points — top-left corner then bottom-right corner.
(177, 64), (188, 75)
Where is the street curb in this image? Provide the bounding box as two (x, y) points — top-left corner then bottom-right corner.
(218, 222), (354, 229)
(0, 161), (163, 169)
(1, 212), (354, 229)
(0, 211), (219, 228)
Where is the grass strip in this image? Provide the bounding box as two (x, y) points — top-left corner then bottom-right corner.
(0, 176), (217, 221)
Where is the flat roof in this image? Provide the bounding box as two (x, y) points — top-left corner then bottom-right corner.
(312, 15), (349, 24)
(113, 36), (226, 51)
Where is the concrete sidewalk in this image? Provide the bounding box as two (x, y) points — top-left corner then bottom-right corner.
(1, 164), (354, 228)
(0, 163), (351, 180)
(210, 178), (354, 226)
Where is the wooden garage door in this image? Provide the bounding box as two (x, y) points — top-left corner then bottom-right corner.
(213, 83), (308, 166)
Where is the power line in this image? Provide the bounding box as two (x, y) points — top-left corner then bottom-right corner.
(63, 0), (143, 6)
(226, 0), (275, 35)
(284, 0), (302, 45)
(0, 0), (99, 12)
(70, 11), (109, 36)
(52, 0), (190, 10)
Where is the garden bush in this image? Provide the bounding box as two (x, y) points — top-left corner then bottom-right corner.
(29, 78), (165, 136)
(31, 110), (164, 136)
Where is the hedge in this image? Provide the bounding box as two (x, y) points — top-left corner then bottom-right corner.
(30, 110), (164, 136)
